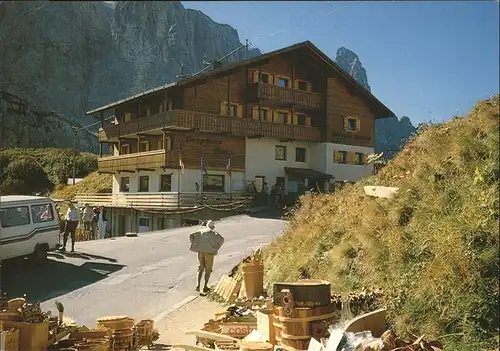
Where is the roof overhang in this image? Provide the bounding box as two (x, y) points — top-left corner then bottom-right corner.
(284, 167), (333, 180)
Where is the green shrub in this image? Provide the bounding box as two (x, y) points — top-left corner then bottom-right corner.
(0, 156), (53, 195)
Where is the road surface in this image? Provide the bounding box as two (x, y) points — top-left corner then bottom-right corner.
(2, 214), (285, 327)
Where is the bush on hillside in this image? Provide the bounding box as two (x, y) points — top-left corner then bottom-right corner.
(0, 148), (98, 195)
(264, 96), (499, 350)
(0, 157), (53, 195)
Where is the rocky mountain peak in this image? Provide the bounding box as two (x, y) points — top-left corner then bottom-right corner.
(335, 47), (371, 92)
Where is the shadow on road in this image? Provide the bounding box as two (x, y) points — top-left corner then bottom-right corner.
(247, 207), (284, 220)
(55, 251), (118, 263)
(2, 256), (125, 302)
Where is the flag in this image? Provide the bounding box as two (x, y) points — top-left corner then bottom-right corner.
(226, 150), (232, 176)
(200, 154), (207, 175)
(178, 146), (185, 174)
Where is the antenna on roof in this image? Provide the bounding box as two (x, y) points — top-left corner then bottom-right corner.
(176, 63), (186, 79)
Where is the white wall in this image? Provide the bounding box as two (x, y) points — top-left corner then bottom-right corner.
(245, 137), (313, 186)
(113, 169), (244, 194)
(245, 138), (375, 188)
(321, 143), (374, 182)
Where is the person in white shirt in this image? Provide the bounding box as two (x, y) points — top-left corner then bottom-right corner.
(61, 202), (80, 252)
(82, 204), (93, 234)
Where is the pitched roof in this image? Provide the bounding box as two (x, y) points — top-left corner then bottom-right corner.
(86, 41), (395, 118)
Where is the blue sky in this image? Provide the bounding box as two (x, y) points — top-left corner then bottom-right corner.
(182, 1), (499, 125)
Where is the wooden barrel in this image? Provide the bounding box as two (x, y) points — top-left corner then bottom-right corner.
(241, 263), (264, 298)
(76, 338), (110, 351)
(240, 341), (274, 351)
(113, 328), (133, 350)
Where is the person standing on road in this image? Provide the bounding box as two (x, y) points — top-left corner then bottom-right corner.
(61, 202), (80, 252)
(97, 206), (108, 240)
(82, 203), (93, 235)
(189, 220), (225, 293)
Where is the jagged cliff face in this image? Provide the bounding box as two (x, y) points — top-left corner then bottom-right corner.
(0, 1), (259, 148)
(334, 47), (416, 155)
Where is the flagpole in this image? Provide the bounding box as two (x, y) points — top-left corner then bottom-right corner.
(177, 143), (181, 208)
(228, 150), (232, 201)
(200, 144), (204, 205)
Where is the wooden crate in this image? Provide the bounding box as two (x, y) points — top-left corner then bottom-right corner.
(1, 321), (48, 351)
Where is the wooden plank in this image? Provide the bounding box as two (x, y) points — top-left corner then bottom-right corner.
(363, 186), (399, 199)
(184, 330), (240, 342)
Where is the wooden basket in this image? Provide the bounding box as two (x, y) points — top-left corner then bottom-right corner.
(96, 316), (134, 331)
(7, 298), (25, 312)
(4, 328), (20, 351)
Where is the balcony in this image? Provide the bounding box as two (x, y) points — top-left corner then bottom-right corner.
(74, 192), (252, 210)
(248, 83), (322, 110)
(98, 149), (176, 173)
(99, 110), (321, 142)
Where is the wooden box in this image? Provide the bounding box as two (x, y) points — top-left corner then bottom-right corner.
(219, 317), (257, 339)
(256, 310), (275, 344)
(273, 280), (331, 308)
(1, 321), (48, 351)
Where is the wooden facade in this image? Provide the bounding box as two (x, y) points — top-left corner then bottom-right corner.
(92, 41), (394, 174)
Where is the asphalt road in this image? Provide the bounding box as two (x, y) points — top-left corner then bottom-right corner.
(2, 214), (285, 327)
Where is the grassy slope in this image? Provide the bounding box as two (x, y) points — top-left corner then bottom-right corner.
(264, 96), (499, 349)
(51, 172), (112, 200)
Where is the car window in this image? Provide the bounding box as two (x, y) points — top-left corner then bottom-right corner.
(31, 203), (55, 223)
(0, 206), (31, 228)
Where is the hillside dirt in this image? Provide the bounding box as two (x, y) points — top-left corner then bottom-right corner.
(264, 96), (499, 350)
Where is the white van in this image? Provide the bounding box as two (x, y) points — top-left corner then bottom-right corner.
(0, 195), (61, 262)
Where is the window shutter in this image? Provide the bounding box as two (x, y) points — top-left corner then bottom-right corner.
(356, 118), (361, 132)
(252, 71), (259, 83)
(306, 82), (312, 92)
(305, 116), (311, 126)
(292, 113), (298, 125)
(294, 79), (299, 89)
(220, 101), (227, 116)
(333, 151), (339, 163)
(343, 116), (348, 130)
(237, 104), (243, 118)
(362, 154), (368, 165)
(252, 106), (259, 120)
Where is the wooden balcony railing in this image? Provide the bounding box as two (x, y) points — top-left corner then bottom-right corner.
(74, 192), (252, 209)
(98, 149), (175, 173)
(99, 110), (321, 142)
(249, 83), (322, 109)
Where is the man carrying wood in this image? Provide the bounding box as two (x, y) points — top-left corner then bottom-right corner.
(189, 220), (225, 293)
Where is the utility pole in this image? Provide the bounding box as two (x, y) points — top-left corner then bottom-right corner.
(72, 128), (77, 185)
(245, 39), (249, 60)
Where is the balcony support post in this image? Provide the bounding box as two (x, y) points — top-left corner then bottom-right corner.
(258, 65), (262, 121)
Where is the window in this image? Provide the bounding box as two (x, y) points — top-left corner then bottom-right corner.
(167, 100), (173, 111)
(203, 174), (225, 192)
(355, 153), (364, 165)
(0, 206), (30, 228)
(160, 174), (172, 192)
(259, 73), (270, 84)
(139, 141), (149, 152)
(260, 109), (269, 122)
(275, 111), (288, 124)
(120, 177), (130, 192)
(124, 113), (132, 122)
(229, 104), (238, 117)
(139, 176), (149, 192)
(295, 147), (306, 162)
(277, 77), (289, 88)
(31, 204), (54, 223)
(297, 114), (307, 126)
(345, 117), (359, 131)
(297, 81), (308, 91)
(121, 144), (130, 155)
(275, 146), (287, 161)
(334, 151), (348, 164)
